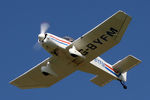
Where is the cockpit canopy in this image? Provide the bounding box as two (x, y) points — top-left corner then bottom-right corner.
(63, 36), (74, 42)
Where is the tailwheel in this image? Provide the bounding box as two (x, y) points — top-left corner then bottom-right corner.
(119, 80), (127, 89)
(123, 85), (127, 89)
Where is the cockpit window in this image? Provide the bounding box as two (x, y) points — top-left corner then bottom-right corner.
(63, 36), (74, 42)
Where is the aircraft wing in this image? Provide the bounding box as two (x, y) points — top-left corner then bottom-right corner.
(67, 11), (131, 62)
(10, 57), (76, 89)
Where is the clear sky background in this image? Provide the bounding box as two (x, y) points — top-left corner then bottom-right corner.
(0, 0), (149, 100)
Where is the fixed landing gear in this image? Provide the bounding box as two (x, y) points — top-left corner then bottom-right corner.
(42, 72), (50, 76)
(51, 48), (59, 56)
(119, 80), (127, 89)
(53, 50), (58, 56)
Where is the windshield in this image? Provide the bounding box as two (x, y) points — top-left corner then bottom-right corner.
(63, 36), (74, 42)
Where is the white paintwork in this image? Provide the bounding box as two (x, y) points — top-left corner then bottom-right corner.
(10, 11), (141, 89)
(38, 33), (45, 41)
(119, 72), (127, 82)
(69, 46), (85, 58)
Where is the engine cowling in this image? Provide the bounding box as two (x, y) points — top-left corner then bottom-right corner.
(41, 62), (57, 76)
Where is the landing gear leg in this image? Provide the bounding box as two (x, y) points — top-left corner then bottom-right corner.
(119, 80), (127, 89)
(53, 50), (58, 56)
(53, 48), (58, 56)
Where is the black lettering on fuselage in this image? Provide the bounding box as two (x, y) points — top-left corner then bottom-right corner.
(87, 43), (97, 50)
(79, 49), (88, 56)
(106, 27), (118, 37)
(79, 27), (118, 56)
(93, 38), (103, 44)
(100, 34), (108, 41)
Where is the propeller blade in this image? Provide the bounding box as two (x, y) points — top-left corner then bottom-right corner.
(40, 22), (50, 34)
(33, 42), (42, 50)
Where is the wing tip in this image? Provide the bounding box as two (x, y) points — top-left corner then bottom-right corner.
(128, 55), (142, 64)
(117, 10), (128, 14)
(116, 10), (132, 19)
(9, 80), (14, 85)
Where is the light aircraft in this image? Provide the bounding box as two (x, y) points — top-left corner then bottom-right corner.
(10, 11), (141, 89)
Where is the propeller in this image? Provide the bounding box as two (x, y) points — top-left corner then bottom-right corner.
(34, 22), (50, 50)
(40, 22), (50, 34)
(38, 23), (50, 41)
(33, 42), (41, 50)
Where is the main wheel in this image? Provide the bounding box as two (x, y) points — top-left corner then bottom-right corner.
(70, 54), (78, 57)
(42, 72), (49, 76)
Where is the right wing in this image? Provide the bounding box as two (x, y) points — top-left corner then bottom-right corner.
(66, 11), (132, 62)
(10, 56), (76, 89)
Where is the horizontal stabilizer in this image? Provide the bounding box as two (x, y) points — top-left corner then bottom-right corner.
(112, 55), (141, 73)
(90, 74), (114, 87)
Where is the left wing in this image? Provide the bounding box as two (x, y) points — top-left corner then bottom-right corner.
(66, 11), (131, 62)
(10, 56), (76, 89)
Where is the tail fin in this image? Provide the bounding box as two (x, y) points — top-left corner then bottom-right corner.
(112, 55), (141, 81)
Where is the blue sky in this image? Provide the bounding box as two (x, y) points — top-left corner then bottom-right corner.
(0, 0), (149, 99)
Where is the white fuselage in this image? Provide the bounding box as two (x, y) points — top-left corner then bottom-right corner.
(39, 33), (71, 55)
(39, 33), (120, 79)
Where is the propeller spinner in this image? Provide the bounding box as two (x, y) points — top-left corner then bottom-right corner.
(38, 23), (50, 41)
